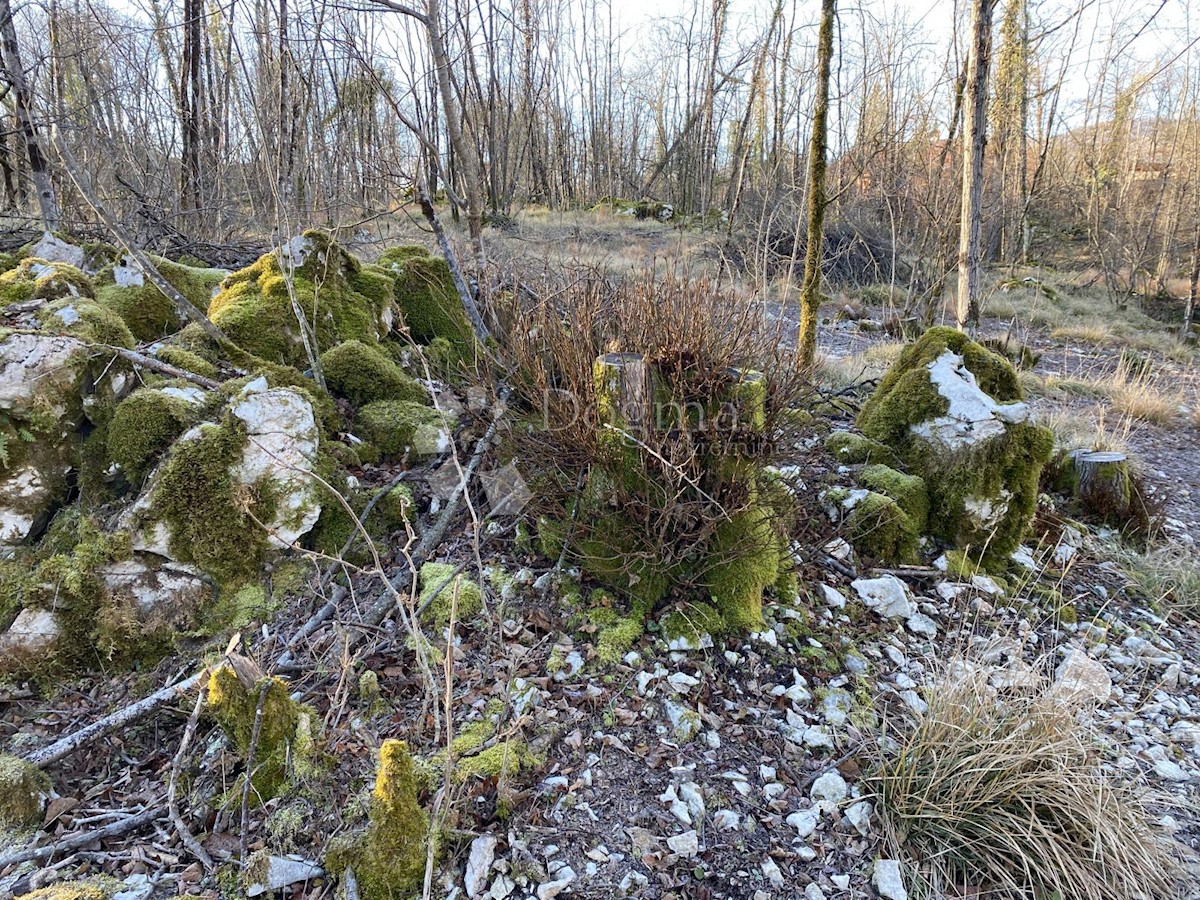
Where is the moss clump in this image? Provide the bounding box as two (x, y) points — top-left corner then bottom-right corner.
(419, 562), (483, 627)
(379, 249), (475, 352)
(857, 464), (929, 531)
(825, 430), (900, 466)
(94, 258), (224, 342)
(355, 400), (451, 459)
(156, 346), (218, 379)
(587, 602), (646, 664)
(148, 419), (276, 589)
(36, 299), (136, 348)
(660, 601), (725, 644)
(0, 754), (50, 827)
(107, 388), (203, 482)
(704, 505), (785, 631)
(208, 232), (395, 367)
(0, 258), (94, 307)
(857, 326), (1053, 564)
(846, 492), (919, 565)
(320, 339), (426, 408)
(377, 484), (415, 530)
(208, 662), (305, 800)
(325, 740), (429, 900)
(452, 741), (542, 783)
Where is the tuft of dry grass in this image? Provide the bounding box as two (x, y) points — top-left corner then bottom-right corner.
(1040, 407), (1134, 454)
(1111, 540), (1200, 618)
(815, 342), (904, 389)
(869, 659), (1189, 900)
(1107, 355), (1181, 425)
(1052, 323), (1113, 345)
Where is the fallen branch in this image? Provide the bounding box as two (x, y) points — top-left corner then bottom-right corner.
(100, 344), (222, 391)
(24, 671), (203, 767)
(0, 806), (163, 869)
(167, 679), (213, 870)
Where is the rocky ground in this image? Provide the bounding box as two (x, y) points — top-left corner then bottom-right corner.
(2, 238), (1200, 900)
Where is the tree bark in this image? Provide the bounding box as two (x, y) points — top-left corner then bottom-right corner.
(0, 0), (60, 229)
(956, 0), (994, 331)
(796, 0), (835, 369)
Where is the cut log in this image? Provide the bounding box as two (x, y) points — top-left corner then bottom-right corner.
(1073, 450), (1131, 522)
(594, 353), (653, 434)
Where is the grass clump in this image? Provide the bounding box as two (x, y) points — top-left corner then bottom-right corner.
(870, 659), (1188, 900)
(1111, 541), (1200, 616)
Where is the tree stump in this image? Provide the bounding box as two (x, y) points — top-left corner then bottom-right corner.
(1073, 450), (1131, 522)
(594, 352), (653, 436)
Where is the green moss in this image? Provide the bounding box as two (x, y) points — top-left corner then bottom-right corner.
(380, 249), (475, 352)
(704, 505), (784, 631)
(377, 484), (415, 530)
(452, 741), (542, 783)
(846, 492), (919, 565)
(93, 258), (224, 342)
(825, 431), (900, 466)
(156, 346), (218, 379)
(148, 419), (276, 589)
(355, 400), (452, 459)
(207, 663), (304, 800)
(0, 258), (94, 307)
(857, 464), (929, 530)
(588, 601), (647, 663)
(320, 339), (426, 407)
(171, 321), (220, 361)
(660, 600), (726, 643)
(14, 884), (114, 900)
(36, 299), (136, 348)
(419, 562), (483, 627)
(107, 388), (203, 482)
(857, 326), (1053, 564)
(0, 754), (50, 827)
(208, 233), (394, 367)
(325, 740), (429, 900)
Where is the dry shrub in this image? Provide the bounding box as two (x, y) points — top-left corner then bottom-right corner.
(869, 660), (1189, 900)
(495, 270), (813, 593)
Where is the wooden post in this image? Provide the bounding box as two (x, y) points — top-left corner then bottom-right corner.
(594, 352), (653, 436)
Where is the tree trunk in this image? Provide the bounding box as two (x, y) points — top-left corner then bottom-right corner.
(1073, 450), (1131, 523)
(796, 0), (835, 369)
(956, 0), (993, 331)
(1185, 218), (1199, 341)
(0, 0), (59, 229)
(595, 353), (653, 435)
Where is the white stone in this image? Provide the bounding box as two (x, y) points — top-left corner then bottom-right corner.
(32, 233), (85, 268)
(852, 575), (914, 619)
(465, 834), (499, 897)
(804, 884), (827, 900)
(97, 558), (210, 619)
(873, 859), (908, 900)
(665, 699), (702, 742)
(113, 256), (145, 287)
(0, 607), (60, 654)
(1154, 759), (1191, 783)
(246, 856), (322, 897)
(713, 809), (740, 830)
(230, 384), (322, 547)
(845, 800), (872, 835)
(906, 613), (938, 637)
(160, 385), (206, 406)
(487, 874), (515, 899)
(810, 771), (849, 804)
(618, 871), (649, 895)
(536, 866), (577, 899)
(1051, 648), (1112, 708)
(665, 830), (699, 858)
(820, 583), (847, 608)
(760, 857), (784, 886)
(786, 808), (819, 838)
(911, 350), (1028, 449)
(0, 464), (62, 546)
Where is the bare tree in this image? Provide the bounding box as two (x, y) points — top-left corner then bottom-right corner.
(956, 0), (994, 331)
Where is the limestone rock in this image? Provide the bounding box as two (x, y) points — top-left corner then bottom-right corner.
(852, 575), (914, 619)
(0, 332), (86, 422)
(0, 607), (60, 655)
(32, 233), (85, 269)
(466, 834), (499, 898)
(0, 460), (70, 548)
(1050, 648), (1112, 708)
(97, 557), (212, 630)
(873, 859), (908, 900)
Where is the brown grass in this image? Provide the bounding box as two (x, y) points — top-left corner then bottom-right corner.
(1107, 356), (1181, 425)
(869, 659), (1190, 900)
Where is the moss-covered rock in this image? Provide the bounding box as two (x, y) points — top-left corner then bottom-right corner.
(703, 504), (785, 631)
(0, 258), (94, 307)
(14, 884), (115, 900)
(107, 387), (205, 482)
(856, 464), (928, 531)
(36, 299), (136, 348)
(378, 248), (475, 354)
(155, 346), (218, 379)
(325, 740), (429, 900)
(95, 257), (224, 342)
(320, 339), (426, 407)
(824, 430), (900, 466)
(857, 326), (1053, 564)
(208, 232), (395, 367)
(355, 399), (453, 459)
(419, 562), (483, 627)
(0, 753), (49, 827)
(845, 491), (919, 564)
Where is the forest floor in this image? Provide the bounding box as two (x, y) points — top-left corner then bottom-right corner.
(3, 214), (1200, 900)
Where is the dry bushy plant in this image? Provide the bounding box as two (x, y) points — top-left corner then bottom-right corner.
(869, 660), (1189, 900)
(494, 270), (813, 591)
